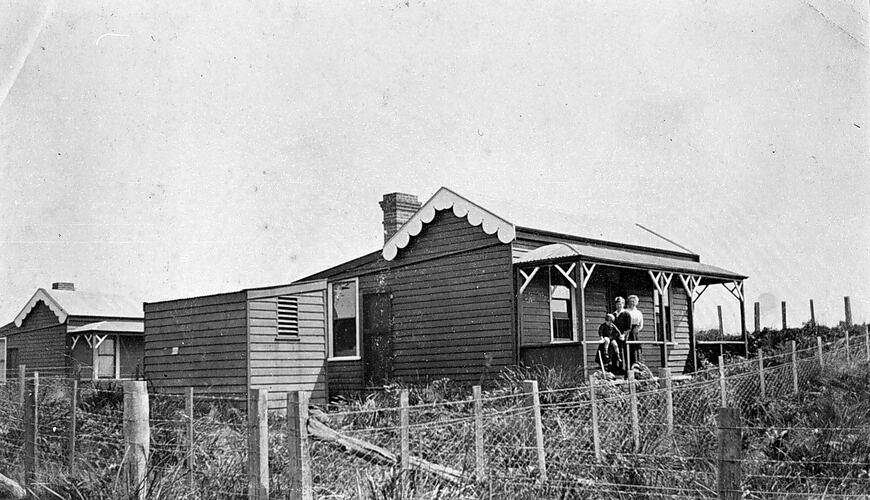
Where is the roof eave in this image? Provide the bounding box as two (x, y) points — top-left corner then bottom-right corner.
(515, 226), (701, 261)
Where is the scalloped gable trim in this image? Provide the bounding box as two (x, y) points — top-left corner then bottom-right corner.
(382, 187), (516, 261)
(14, 288), (69, 327)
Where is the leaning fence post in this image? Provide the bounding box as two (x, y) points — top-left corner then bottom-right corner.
(589, 381), (602, 463)
(790, 340), (798, 394)
(399, 389), (410, 472)
(717, 407), (742, 500)
(247, 388), (268, 500)
(628, 370), (640, 452)
(124, 381), (150, 500)
(659, 368), (674, 438)
(186, 386), (194, 490)
(718, 358), (727, 407)
(523, 380), (547, 481)
(287, 391), (313, 500)
(472, 386), (486, 482)
(69, 378), (78, 476)
(23, 372), (39, 486)
(757, 351), (765, 399)
(816, 336), (824, 367)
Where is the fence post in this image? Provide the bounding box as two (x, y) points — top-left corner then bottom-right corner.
(718, 358), (727, 407)
(186, 386), (194, 491)
(589, 381), (602, 463)
(70, 378), (78, 476)
(844, 296), (852, 327)
(757, 351), (765, 399)
(659, 368), (674, 438)
(717, 407), (742, 500)
(717, 305), (724, 336)
(522, 380), (547, 481)
(399, 389), (410, 472)
(0, 338), (5, 385)
(753, 302), (760, 333)
(809, 299), (816, 326)
(816, 336), (824, 367)
(124, 381), (149, 500)
(845, 329), (851, 365)
(18, 364), (26, 408)
(247, 388), (268, 500)
(790, 340), (798, 394)
(472, 386), (486, 482)
(865, 325), (869, 362)
(23, 372), (39, 486)
(287, 391), (313, 500)
(781, 301), (787, 330)
(628, 371), (640, 452)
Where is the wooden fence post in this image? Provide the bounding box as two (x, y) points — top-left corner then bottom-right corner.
(18, 364), (26, 408)
(287, 391), (313, 500)
(844, 296), (852, 327)
(70, 378), (78, 476)
(718, 358), (727, 407)
(717, 305), (724, 336)
(589, 382), (602, 463)
(816, 336), (824, 367)
(523, 380), (547, 481)
(809, 299), (816, 326)
(472, 386), (485, 482)
(124, 381), (150, 500)
(781, 301), (787, 330)
(399, 389), (410, 472)
(23, 372), (39, 486)
(247, 388), (268, 500)
(717, 407), (742, 500)
(865, 325), (869, 362)
(845, 329), (851, 365)
(186, 387), (194, 490)
(659, 368), (674, 438)
(757, 351), (765, 399)
(753, 302), (760, 333)
(0, 338), (6, 385)
(790, 340), (798, 394)
(628, 371), (640, 452)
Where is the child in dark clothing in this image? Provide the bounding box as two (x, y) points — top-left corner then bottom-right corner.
(597, 313), (622, 373)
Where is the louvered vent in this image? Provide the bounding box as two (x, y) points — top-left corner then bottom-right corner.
(277, 296), (299, 338)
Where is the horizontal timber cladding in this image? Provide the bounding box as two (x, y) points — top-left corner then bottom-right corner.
(669, 285), (692, 374)
(519, 265), (552, 346)
(247, 289), (328, 408)
(144, 291), (248, 397)
(326, 208), (516, 391)
(5, 300), (68, 375)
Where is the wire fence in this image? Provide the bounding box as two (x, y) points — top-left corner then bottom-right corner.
(0, 326), (868, 498)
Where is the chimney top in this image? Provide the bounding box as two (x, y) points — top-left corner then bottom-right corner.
(51, 282), (75, 291)
(380, 192), (421, 244)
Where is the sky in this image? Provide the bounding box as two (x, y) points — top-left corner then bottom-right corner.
(0, 0), (867, 331)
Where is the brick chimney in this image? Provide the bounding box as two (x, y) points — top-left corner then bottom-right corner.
(380, 193), (421, 243)
(51, 282), (75, 291)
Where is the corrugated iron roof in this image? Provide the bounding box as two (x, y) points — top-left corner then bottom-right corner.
(68, 320), (144, 334)
(13, 288), (143, 327)
(515, 242), (745, 280)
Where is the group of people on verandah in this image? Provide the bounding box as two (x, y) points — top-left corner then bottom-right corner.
(596, 296), (644, 376)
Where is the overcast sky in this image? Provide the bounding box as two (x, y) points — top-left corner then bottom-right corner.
(1, 0), (867, 330)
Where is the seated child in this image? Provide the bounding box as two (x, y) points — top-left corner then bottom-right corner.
(597, 313), (623, 374)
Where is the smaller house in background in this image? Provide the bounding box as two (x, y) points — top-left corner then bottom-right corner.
(0, 282), (144, 380)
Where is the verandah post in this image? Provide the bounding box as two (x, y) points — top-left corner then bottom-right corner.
(472, 386), (485, 482)
(790, 340), (798, 394)
(186, 386), (194, 491)
(589, 381), (602, 463)
(124, 380), (150, 500)
(757, 351), (765, 399)
(287, 391), (313, 500)
(522, 380), (547, 481)
(628, 370), (640, 452)
(717, 407), (742, 500)
(718, 357), (727, 407)
(23, 372), (39, 486)
(659, 368), (674, 439)
(399, 389), (410, 472)
(247, 388), (268, 500)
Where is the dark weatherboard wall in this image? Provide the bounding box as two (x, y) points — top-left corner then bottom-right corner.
(2, 300), (67, 374)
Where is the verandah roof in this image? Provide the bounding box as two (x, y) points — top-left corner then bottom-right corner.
(515, 242), (746, 281)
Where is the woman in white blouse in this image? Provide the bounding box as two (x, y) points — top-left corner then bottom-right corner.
(626, 295), (644, 366)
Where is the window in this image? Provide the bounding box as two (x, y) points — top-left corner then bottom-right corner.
(550, 266), (575, 341)
(329, 279), (360, 359)
(654, 288), (672, 342)
(276, 296), (299, 339)
(96, 337), (116, 379)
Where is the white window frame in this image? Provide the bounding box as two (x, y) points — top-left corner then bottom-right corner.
(549, 266), (579, 343)
(92, 335), (120, 380)
(327, 278), (361, 361)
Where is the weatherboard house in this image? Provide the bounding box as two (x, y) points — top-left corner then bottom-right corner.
(0, 282), (144, 381)
(142, 187), (748, 405)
